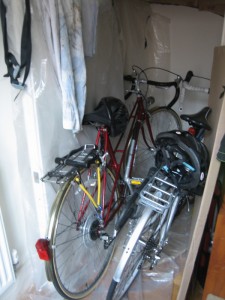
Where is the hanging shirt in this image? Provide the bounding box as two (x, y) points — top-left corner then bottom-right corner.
(37, 0), (87, 133)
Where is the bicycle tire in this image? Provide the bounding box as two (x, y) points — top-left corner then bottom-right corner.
(106, 206), (154, 300)
(107, 170), (180, 300)
(149, 107), (182, 140)
(45, 166), (119, 299)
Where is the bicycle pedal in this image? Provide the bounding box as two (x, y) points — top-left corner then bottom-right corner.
(103, 235), (114, 249)
(130, 178), (143, 185)
(150, 147), (156, 153)
(101, 234), (109, 241)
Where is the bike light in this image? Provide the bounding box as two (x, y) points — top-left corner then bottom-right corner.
(35, 239), (50, 261)
(188, 127), (196, 136)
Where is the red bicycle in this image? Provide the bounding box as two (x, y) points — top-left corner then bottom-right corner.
(35, 65), (181, 300)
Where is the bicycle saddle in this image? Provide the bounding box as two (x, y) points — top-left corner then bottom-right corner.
(180, 106), (211, 131)
(83, 97), (129, 137)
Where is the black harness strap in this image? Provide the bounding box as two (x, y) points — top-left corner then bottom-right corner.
(0, 0), (31, 89)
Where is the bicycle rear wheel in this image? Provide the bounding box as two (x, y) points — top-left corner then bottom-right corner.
(107, 173), (179, 300)
(107, 206), (176, 300)
(149, 107), (182, 140)
(46, 166), (119, 299)
(107, 167), (182, 300)
(106, 208), (151, 300)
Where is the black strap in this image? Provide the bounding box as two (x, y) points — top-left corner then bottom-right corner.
(0, 0), (31, 89)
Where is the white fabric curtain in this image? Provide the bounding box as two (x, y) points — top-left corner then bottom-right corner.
(37, 0), (87, 133)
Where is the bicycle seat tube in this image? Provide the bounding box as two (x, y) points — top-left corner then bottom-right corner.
(124, 97), (147, 190)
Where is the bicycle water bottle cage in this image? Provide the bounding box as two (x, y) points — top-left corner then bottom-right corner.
(180, 107), (211, 131)
(83, 97), (129, 137)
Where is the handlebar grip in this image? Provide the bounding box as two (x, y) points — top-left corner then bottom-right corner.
(184, 71), (194, 83)
(124, 91), (132, 100)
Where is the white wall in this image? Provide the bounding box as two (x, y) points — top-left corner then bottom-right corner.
(151, 5), (223, 115)
(0, 33), (28, 264)
(151, 5), (223, 76)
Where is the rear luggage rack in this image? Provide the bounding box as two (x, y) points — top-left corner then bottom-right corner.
(139, 176), (177, 213)
(41, 144), (98, 184)
(41, 164), (78, 184)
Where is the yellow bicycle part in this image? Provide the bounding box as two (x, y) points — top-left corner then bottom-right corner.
(74, 166), (102, 209)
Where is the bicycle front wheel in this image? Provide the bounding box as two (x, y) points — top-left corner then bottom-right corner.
(46, 166), (119, 299)
(149, 107), (182, 140)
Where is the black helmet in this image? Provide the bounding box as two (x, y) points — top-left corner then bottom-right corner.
(155, 130), (209, 194)
(83, 97), (129, 137)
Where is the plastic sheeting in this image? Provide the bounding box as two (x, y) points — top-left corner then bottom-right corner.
(0, 0), (176, 299)
(85, 0), (171, 112)
(115, 0), (170, 73)
(79, 204), (193, 300)
(14, 203), (193, 300)
(114, 0), (171, 112)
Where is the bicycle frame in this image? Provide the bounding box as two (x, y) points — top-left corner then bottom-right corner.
(85, 94), (155, 227)
(37, 92), (156, 251)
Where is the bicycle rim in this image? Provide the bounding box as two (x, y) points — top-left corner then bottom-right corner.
(107, 203), (171, 300)
(46, 166), (119, 299)
(107, 207), (153, 300)
(107, 255), (143, 300)
(149, 107), (182, 140)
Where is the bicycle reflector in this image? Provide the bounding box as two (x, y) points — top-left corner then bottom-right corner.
(188, 127), (196, 136)
(35, 239), (50, 261)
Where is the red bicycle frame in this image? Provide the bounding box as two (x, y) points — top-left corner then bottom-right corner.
(93, 95), (155, 225)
